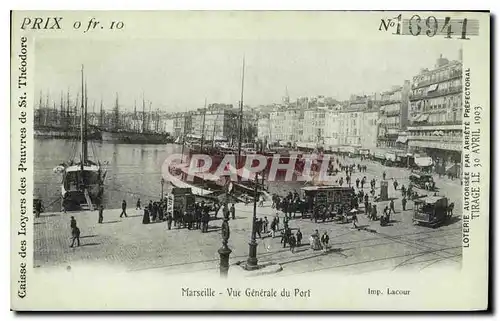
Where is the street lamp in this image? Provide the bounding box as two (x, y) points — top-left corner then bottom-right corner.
(218, 216), (232, 277)
(245, 171), (260, 270)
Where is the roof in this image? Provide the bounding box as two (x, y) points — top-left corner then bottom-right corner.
(66, 164), (100, 172)
(301, 185), (353, 192)
(414, 196), (446, 204)
(410, 172), (432, 178)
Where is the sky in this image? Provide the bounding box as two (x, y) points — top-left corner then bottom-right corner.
(34, 38), (461, 113)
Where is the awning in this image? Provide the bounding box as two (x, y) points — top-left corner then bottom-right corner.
(413, 114), (429, 122)
(414, 156), (433, 167)
(396, 136), (408, 143)
(427, 84), (438, 92)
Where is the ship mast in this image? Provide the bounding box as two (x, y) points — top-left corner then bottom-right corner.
(211, 113), (217, 149)
(200, 98), (207, 152)
(237, 56), (245, 163)
(142, 93), (146, 133)
(99, 97), (104, 128)
(80, 65), (85, 171)
(180, 112), (188, 164)
(83, 78), (88, 163)
(113, 93), (119, 131)
(66, 90), (70, 130)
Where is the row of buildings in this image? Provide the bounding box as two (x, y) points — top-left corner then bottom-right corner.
(255, 51), (463, 176)
(36, 51), (463, 175)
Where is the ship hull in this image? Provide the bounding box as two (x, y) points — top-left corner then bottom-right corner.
(35, 126), (102, 140)
(101, 130), (172, 144)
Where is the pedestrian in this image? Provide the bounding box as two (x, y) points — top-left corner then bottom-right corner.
(289, 234), (297, 253)
(383, 205), (390, 222)
(401, 185), (406, 196)
(194, 206), (201, 229)
(69, 216), (81, 248)
(296, 229), (302, 247)
(120, 200), (128, 218)
(230, 203), (236, 220)
(263, 217), (269, 233)
(35, 200), (42, 218)
(136, 198), (141, 210)
(393, 180), (398, 190)
(352, 211), (358, 228)
(152, 202), (158, 222)
(282, 227), (290, 248)
(320, 231), (329, 252)
(402, 196), (407, 211)
(159, 204), (165, 221)
(167, 213), (173, 230)
(356, 177), (360, 189)
(389, 199), (396, 214)
(98, 205), (104, 224)
(255, 218), (262, 238)
(259, 195), (265, 207)
(270, 218), (277, 238)
(202, 211), (210, 233)
(371, 204), (378, 221)
(143, 208), (150, 224)
(383, 171), (386, 180)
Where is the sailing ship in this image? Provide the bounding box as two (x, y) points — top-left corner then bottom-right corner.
(100, 94), (173, 144)
(168, 58), (270, 200)
(60, 66), (106, 211)
(34, 90), (101, 140)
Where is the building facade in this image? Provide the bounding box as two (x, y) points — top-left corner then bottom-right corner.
(361, 110), (379, 151)
(190, 104), (237, 142)
(377, 81), (411, 149)
(407, 54), (463, 176)
(301, 107), (327, 144)
(324, 107), (341, 149)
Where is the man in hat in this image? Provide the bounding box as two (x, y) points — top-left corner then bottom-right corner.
(70, 216), (81, 248)
(230, 203), (236, 220)
(120, 200), (128, 218)
(98, 205), (104, 224)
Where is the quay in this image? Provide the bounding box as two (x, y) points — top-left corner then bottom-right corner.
(35, 159), (462, 276)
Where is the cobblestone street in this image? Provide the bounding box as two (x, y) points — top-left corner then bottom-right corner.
(34, 159), (462, 277)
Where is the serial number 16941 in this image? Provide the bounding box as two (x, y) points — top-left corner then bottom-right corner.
(379, 14), (477, 40)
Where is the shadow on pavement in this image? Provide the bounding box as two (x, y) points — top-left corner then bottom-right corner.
(41, 214), (60, 218)
(80, 235), (98, 238)
(102, 220), (120, 224)
(438, 216), (461, 227)
(80, 242), (100, 247)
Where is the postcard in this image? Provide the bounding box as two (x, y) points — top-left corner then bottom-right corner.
(10, 11), (490, 310)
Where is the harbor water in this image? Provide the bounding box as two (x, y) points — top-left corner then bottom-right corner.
(35, 139), (303, 212)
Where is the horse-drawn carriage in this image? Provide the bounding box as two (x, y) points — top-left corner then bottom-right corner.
(300, 185), (356, 221)
(409, 172), (436, 191)
(412, 196), (453, 228)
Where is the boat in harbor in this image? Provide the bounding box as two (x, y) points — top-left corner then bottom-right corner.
(60, 66), (106, 211)
(100, 94), (173, 144)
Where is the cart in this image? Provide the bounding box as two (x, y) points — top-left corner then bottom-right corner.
(409, 172), (436, 190)
(301, 185), (355, 220)
(412, 196), (450, 228)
